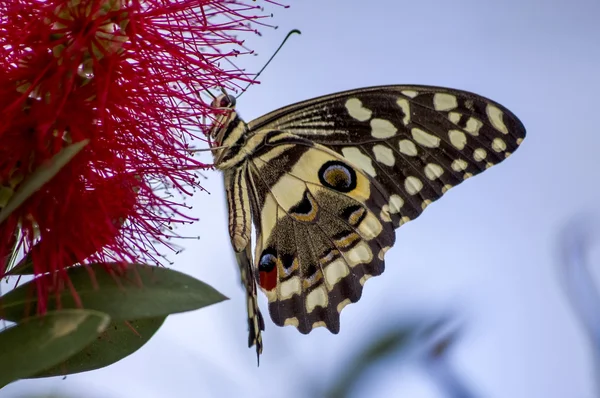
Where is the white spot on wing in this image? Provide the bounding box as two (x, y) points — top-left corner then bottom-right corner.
(345, 98), (372, 121)
(279, 276), (301, 299)
(360, 274), (372, 286)
(486, 104), (509, 134)
(424, 163), (444, 180)
(492, 137), (507, 152)
(433, 93), (458, 111)
(421, 199), (432, 210)
(396, 98), (411, 125)
(324, 258), (350, 287)
(404, 176), (423, 195)
(412, 128), (441, 148)
(401, 90), (418, 98)
(337, 298), (352, 313)
(448, 130), (467, 150)
(398, 139), (418, 156)
(388, 194), (404, 213)
(464, 118), (483, 136)
(370, 118), (397, 138)
(358, 213), (383, 239)
(342, 147), (377, 177)
(451, 159), (468, 172)
(378, 246), (391, 260)
(312, 321), (327, 329)
(346, 241), (373, 266)
(473, 148), (487, 162)
(380, 205), (391, 222)
(373, 144), (395, 166)
(306, 285), (328, 313)
(448, 112), (461, 124)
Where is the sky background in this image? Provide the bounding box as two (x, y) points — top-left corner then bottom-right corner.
(4, 0), (600, 397)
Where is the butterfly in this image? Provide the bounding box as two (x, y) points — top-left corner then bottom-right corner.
(207, 85), (526, 360)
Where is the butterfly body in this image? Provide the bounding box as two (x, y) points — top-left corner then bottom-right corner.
(208, 85), (526, 359)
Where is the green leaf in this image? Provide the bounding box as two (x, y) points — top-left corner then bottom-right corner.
(31, 317), (165, 378)
(0, 139), (89, 224)
(0, 263), (227, 322)
(0, 309), (110, 388)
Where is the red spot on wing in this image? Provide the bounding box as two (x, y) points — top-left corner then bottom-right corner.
(259, 269), (277, 291)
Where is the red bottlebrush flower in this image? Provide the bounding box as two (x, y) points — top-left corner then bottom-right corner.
(0, 0), (273, 312)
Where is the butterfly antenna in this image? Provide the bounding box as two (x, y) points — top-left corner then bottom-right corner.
(236, 29), (301, 99)
(205, 89), (217, 101)
(180, 63), (217, 128)
(182, 62), (217, 102)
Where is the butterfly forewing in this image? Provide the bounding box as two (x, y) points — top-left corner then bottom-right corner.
(248, 86), (524, 226)
(218, 85), (525, 356)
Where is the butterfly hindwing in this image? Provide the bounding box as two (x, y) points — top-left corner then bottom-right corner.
(247, 142), (395, 333)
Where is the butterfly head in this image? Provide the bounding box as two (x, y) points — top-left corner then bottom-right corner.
(208, 92), (241, 167)
(211, 93), (237, 112)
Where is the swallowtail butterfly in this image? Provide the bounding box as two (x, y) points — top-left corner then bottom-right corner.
(207, 85), (525, 360)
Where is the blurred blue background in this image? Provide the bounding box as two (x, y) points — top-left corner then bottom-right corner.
(3, 0), (600, 396)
